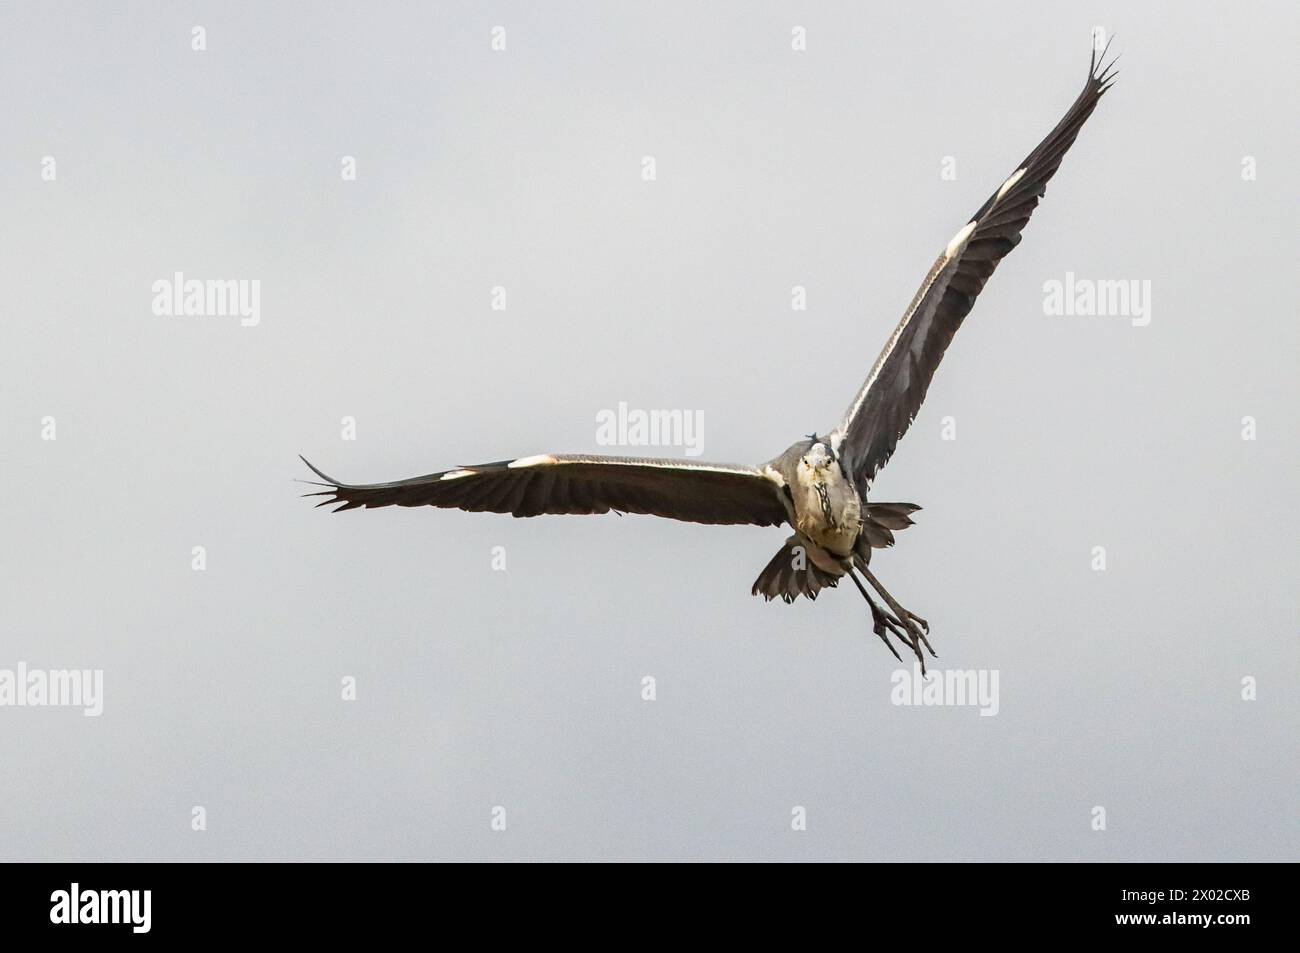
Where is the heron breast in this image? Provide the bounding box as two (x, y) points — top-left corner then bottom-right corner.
(793, 470), (862, 557)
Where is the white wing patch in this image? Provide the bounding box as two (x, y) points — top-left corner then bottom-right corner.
(507, 454), (556, 469)
(440, 469), (474, 481)
(996, 166), (1027, 200)
(944, 220), (977, 258)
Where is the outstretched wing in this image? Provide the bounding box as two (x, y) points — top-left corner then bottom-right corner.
(835, 45), (1117, 486)
(300, 453), (789, 527)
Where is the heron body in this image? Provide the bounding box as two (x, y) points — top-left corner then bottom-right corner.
(301, 46), (1118, 672)
(770, 438), (862, 574)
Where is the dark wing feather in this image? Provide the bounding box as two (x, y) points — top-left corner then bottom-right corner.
(300, 453), (788, 527)
(836, 46), (1117, 485)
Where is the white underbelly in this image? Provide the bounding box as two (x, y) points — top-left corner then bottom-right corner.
(796, 516), (860, 558)
(796, 533), (854, 574)
(794, 486), (862, 560)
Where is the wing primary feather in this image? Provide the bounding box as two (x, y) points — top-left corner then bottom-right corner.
(299, 453), (787, 527)
(835, 45), (1115, 485)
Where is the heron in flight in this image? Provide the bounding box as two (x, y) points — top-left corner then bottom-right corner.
(302, 48), (1117, 673)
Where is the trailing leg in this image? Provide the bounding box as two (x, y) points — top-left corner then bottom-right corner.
(862, 566), (937, 663)
(847, 568), (919, 665)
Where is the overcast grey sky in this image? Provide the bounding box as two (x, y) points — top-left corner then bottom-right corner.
(1, 1), (1296, 861)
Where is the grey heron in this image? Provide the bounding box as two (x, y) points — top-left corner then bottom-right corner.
(301, 47), (1117, 673)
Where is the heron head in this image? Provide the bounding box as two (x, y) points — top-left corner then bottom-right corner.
(800, 441), (835, 478)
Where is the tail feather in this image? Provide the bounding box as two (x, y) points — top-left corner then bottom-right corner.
(752, 504), (920, 602)
(861, 502), (921, 549)
(751, 537), (840, 603)
(865, 502), (919, 530)
(861, 520), (896, 549)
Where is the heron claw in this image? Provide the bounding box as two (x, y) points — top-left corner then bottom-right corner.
(875, 605), (924, 669)
(873, 621), (904, 662)
(849, 568), (931, 673)
(903, 611), (936, 656)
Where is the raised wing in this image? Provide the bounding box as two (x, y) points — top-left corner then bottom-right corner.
(300, 453), (789, 527)
(836, 45), (1117, 485)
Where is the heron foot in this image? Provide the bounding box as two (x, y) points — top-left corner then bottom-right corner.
(867, 601), (907, 662)
(893, 605), (936, 660)
(848, 568), (923, 669)
(861, 567), (938, 667)
(900, 610), (934, 656)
